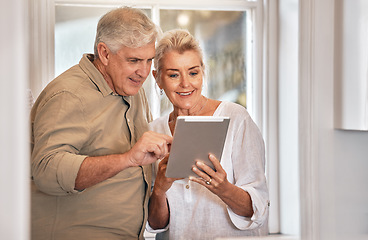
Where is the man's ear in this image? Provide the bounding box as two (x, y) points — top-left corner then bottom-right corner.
(97, 42), (110, 66)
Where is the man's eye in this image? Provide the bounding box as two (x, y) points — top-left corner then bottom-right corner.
(129, 59), (138, 63)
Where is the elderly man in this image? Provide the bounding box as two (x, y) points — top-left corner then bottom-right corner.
(30, 7), (171, 240)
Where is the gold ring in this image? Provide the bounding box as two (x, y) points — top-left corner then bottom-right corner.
(205, 178), (212, 185)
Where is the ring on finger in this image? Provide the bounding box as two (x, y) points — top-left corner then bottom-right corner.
(205, 178), (212, 185)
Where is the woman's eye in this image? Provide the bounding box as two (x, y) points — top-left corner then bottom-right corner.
(169, 74), (178, 78)
(190, 72), (198, 76)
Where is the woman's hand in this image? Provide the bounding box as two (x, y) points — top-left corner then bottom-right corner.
(154, 155), (180, 194)
(148, 155), (181, 230)
(190, 154), (254, 217)
(190, 154), (231, 195)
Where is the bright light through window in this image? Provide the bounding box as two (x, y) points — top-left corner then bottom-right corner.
(158, 10), (248, 115)
(55, 6), (250, 119)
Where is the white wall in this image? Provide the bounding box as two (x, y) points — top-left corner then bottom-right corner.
(299, 0), (368, 239)
(0, 0), (30, 240)
(334, 0), (368, 130)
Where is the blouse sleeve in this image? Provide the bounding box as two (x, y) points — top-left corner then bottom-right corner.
(227, 112), (269, 230)
(31, 91), (89, 196)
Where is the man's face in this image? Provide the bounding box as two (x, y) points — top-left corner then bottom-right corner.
(104, 42), (155, 96)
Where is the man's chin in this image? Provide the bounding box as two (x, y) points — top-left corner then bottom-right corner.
(117, 88), (141, 97)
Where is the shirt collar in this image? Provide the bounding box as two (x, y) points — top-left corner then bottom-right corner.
(79, 53), (114, 97)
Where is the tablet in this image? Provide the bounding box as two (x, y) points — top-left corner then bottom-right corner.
(165, 116), (230, 178)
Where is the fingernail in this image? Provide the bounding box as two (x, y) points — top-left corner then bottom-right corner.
(196, 161), (204, 166)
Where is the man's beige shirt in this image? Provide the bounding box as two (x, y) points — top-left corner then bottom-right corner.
(30, 54), (152, 240)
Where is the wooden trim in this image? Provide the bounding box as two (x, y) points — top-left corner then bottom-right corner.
(29, 0), (55, 98)
(263, 0), (280, 234)
(54, 0), (258, 10)
(298, 0), (320, 239)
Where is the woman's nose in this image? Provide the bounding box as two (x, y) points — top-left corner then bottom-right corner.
(180, 75), (190, 88)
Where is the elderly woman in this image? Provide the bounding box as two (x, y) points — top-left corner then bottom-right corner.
(147, 29), (269, 239)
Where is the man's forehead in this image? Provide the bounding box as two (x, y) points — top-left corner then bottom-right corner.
(119, 44), (155, 59)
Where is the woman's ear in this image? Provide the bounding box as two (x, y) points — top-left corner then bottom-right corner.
(152, 70), (157, 79)
(152, 70), (163, 89)
(152, 70), (161, 86)
(97, 42), (110, 66)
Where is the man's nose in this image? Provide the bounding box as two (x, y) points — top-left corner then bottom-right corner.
(136, 61), (151, 78)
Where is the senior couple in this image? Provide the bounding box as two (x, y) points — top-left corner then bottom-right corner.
(30, 7), (269, 240)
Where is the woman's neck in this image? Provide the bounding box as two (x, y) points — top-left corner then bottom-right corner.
(169, 96), (208, 123)
(168, 97), (223, 135)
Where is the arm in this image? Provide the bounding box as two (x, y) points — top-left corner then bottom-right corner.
(31, 91), (89, 195)
(148, 187), (170, 230)
(32, 91), (172, 194)
(148, 156), (178, 229)
(75, 131), (172, 190)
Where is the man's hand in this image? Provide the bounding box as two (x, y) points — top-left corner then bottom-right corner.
(75, 131), (172, 190)
(127, 131), (172, 167)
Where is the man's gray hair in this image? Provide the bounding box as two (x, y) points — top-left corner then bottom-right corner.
(94, 7), (160, 58)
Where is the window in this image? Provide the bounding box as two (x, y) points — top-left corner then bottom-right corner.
(54, 1), (258, 121)
(52, 0), (285, 236)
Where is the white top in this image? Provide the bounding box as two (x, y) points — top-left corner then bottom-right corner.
(147, 101), (269, 240)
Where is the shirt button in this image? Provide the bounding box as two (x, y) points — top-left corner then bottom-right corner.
(185, 185), (190, 189)
(127, 119), (130, 123)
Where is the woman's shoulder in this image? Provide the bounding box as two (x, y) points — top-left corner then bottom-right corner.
(217, 101), (249, 118)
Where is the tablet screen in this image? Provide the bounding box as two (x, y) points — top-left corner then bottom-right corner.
(165, 116), (230, 178)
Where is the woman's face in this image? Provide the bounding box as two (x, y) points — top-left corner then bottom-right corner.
(158, 50), (204, 112)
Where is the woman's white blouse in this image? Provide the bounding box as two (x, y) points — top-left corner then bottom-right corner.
(147, 101), (269, 240)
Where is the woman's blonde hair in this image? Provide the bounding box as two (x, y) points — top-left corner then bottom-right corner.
(154, 29), (205, 81)
(94, 7), (160, 58)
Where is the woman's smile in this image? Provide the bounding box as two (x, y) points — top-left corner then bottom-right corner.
(176, 90), (195, 96)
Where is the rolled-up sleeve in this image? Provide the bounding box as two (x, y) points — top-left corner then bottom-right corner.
(227, 113), (269, 230)
(31, 91), (89, 196)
